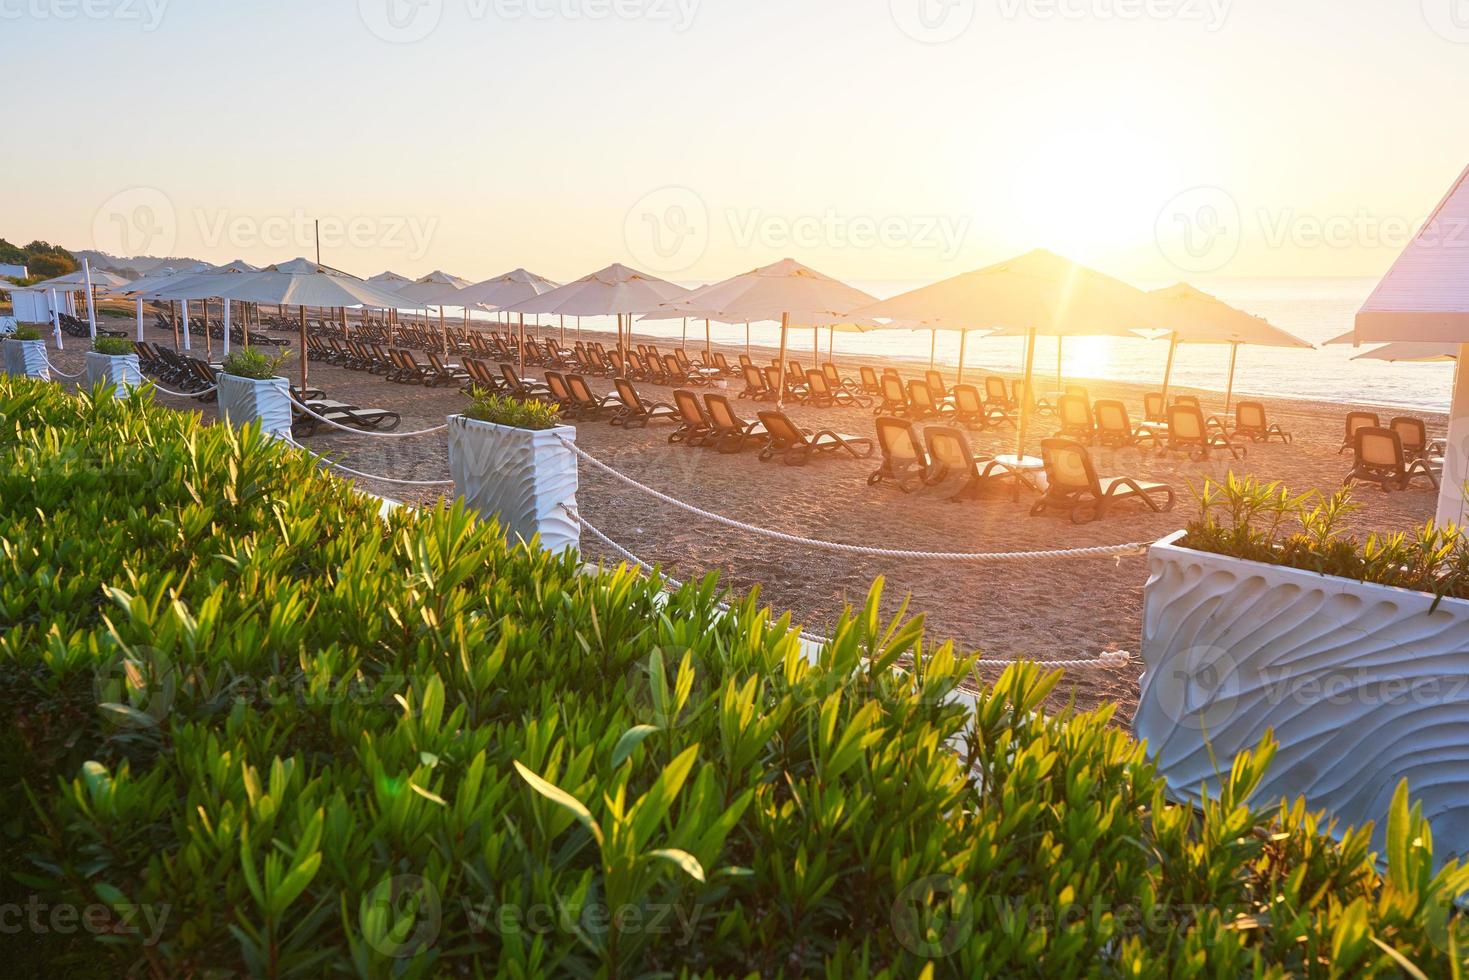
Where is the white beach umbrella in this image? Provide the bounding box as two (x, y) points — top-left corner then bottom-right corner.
(454, 269), (562, 352)
(1351, 342), (1459, 363)
(210, 258), (418, 388)
(658, 258), (878, 405)
(857, 249), (1162, 458)
(395, 271), (473, 354)
(1146, 283), (1313, 413)
(122, 263), (211, 346)
(1354, 163), (1469, 525)
(509, 263), (691, 368)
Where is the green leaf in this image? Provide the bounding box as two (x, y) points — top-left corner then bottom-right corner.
(513, 759), (602, 845)
(648, 848), (705, 883)
(612, 725), (659, 768)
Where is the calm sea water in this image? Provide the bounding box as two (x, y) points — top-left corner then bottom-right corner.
(457, 277), (1455, 414)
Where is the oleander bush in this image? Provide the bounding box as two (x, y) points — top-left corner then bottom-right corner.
(221, 347), (289, 381)
(1182, 474), (1469, 602)
(91, 337), (135, 356)
(464, 389), (561, 430)
(3, 377), (1469, 977)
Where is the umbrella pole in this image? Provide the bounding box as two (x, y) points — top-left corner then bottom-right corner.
(222, 298), (231, 358)
(776, 313), (790, 409)
(519, 313), (526, 373)
(135, 298), (144, 343)
(930, 329), (936, 370)
(298, 306), (308, 391)
(957, 329), (967, 384)
(828, 325), (834, 364)
(745, 322), (750, 356)
(560, 315), (565, 347)
(1224, 342), (1239, 416)
(440, 306), (448, 356)
(171, 301), (179, 348)
(705, 319), (711, 361)
(181, 299), (191, 352)
(1015, 327), (1038, 459)
(681, 317), (687, 351)
(1160, 333), (1178, 406)
(205, 297), (213, 360)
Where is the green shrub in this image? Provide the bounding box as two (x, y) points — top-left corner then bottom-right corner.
(465, 389), (561, 429)
(11, 325), (41, 341)
(2, 379), (1469, 977)
(221, 347), (288, 380)
(92, 337), (134, 356)
(1181, 474), (1469, 602)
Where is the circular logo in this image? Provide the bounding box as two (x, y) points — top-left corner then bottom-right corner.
(891, 874), (973, 958)
(1154, 186), (1242, 274)
(1151, 643), (1242, 733)
(1423, 0), (1469, 42)
(358, 0), (443, 43)
(624, 187), (709, 274)
(890, 0), (976, 44)
(92, 187), (177, 258)
(359, 874), (442, 958)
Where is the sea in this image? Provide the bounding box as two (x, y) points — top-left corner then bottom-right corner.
(455, 277), (1455, 414)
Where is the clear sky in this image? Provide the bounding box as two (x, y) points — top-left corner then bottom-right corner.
(4, 0), (1468, 286)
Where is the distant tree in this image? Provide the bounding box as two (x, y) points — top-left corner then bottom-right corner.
(26, 252), (75, 279)
(0, 238), (26, 265)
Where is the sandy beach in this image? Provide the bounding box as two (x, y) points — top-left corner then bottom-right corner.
(43, 317), (1444, 719)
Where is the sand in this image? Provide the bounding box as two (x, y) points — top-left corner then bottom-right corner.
(41, 318), (1445, 720)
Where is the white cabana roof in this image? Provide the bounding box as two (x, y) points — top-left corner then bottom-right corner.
(1352, 342), (1459, 363)
(1357, 163), (1469, 342)
(1147, 283), (1313, 348)
(508, 263), (690, 315)
(34, 268), (132, 291)
(856, 248), (1164, 337)
(122, 264), (216, 299)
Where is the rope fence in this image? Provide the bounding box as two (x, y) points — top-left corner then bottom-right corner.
(285, 438), (455, 487)
(564, 505), (1131, 672)
(44, 357), (86, 380)
(145, 380), (219, 398)
(561, 437), (1151, 563)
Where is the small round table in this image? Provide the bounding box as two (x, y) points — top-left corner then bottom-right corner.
(993, 454), (1047, 501)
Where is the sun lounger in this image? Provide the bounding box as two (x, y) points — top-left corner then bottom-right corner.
(1229, 401), (1291, 444)
(1054, 394), (1095, 443)
(906, 379), (953, 421)
(755, 411), (874, 466)
(739, 364), (776, 400)
(669, 390), (715, 445)
(1094, 399), (1160, 449)
(611, 379), (678, 427)
(703, 394), (768, 453)
(1159, 404), (1247, 461)
(875, 374), (909, 415)
(566, 374), (623, 418)
(1344, 426), (1440, 492)
(1390, 416), (1437, 461)
(1339, 411), (1380, 454)
(923, 425), (1005, 501)
(805, 369), (872, 408)
(867, 416), (931, 491)
(500, 363), (552, 399)
(1032, 438), (1176, 523)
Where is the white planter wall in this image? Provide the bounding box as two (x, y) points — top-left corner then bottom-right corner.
(1135, 530), (1469, 862)
(217, 374), (293, 439)
(85, 352), (142, 394)
(3, 338), (50, 380)
(448, 416), (579, 553)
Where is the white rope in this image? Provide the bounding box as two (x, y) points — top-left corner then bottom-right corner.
(44, 357), (86, 379)
(287, 394), (449, 439)
(564, 505), (1130, 671)
(144, 380), (219, 398)
(562, 438), (1150, 563)
(284, 438), (455, 487)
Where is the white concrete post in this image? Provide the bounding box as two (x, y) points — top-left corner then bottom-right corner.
(82, 258), (97, 339)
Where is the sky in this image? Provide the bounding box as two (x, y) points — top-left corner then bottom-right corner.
(3, 0), (1468, 287)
